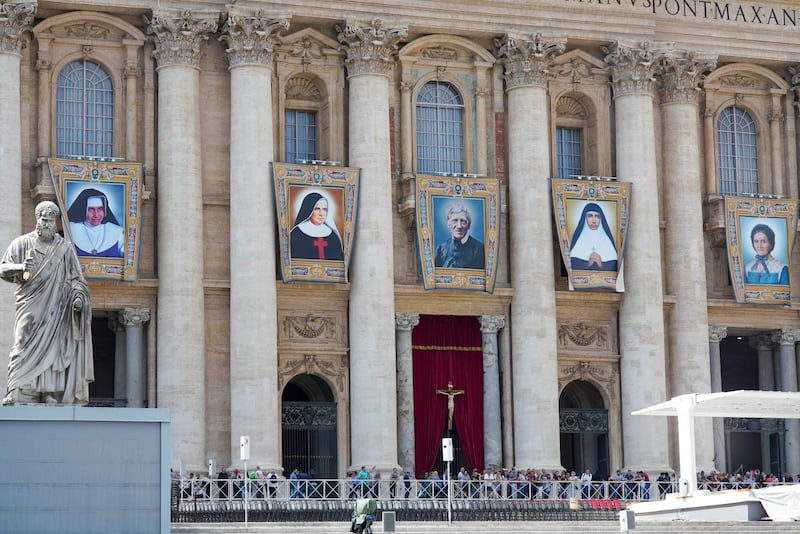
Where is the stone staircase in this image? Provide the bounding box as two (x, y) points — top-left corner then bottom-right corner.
(172, 520), (800, 533)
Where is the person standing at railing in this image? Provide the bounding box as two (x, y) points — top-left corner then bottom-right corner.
(267, 471), (278, 498)
(290, 468), (301, 499)
(403, 470), (412, 499)
(580, 468), (592, 499)
(389, 467), (400, 498)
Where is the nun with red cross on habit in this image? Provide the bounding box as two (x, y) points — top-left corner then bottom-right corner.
(289, 191), (344, 261)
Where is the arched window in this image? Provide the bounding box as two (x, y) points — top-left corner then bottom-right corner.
(416, 80), (464, 174)
(56, 59), (113, 158)
(717, 106), (758, 194)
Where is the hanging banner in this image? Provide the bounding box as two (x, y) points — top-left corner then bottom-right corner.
(725, 196), (797, 305)
(415, 174), (500, 293)
(48, 158), (144, 282)
(273, 162), (360, 284)
(552, 178), (631, 291)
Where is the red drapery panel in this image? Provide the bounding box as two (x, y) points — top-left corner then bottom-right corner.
(412, 315), (484, 478)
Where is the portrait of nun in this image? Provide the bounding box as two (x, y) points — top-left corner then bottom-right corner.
(290, 191), (344, 261)
(569, 201), (618, 271)
(66, 187), (125, 258)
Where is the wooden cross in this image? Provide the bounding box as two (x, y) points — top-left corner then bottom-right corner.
(436, 381), (464, 430)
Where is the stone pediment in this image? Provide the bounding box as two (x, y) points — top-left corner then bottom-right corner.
(280, 27), (342, 58)
(705, 63), (789, 92)
(33, 12), (146, 44)
(399, 34), (495, 65)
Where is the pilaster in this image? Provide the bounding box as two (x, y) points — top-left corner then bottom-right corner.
(479, 315), (505, 470)
(395, 312), (420, 473)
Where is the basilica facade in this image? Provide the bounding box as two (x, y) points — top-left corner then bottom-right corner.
(2, 0), (800, 480)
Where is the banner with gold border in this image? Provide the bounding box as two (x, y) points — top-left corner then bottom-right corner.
(48, 158), (144, 282)
(725, 196), (796, 305)
(273, 162), (360, 284)
(415, 174), (500, 293)
(552, 178), (631, 291)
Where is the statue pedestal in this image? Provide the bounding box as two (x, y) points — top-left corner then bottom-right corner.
(0, 406), (170, 534)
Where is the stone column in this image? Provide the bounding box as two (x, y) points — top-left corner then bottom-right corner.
(496, 31), (565, 470)
(338, 18), (407, 471)
(772, 329), (800, 475)
(659, 50), (717, 474)
(498, 319), (513, 467)
(0, 1), (35, 389)
(751, 334), (775, 472)
(107, 316), (127, 402)
(480, 315), (505, 470)
(605, 40), (670, 473)
(708, 325), (727, 472)
(147, 8), (218, 470)
(119, 308), (151, 408)
(395, 312), (419, 473)
(222, 7), (289, 473)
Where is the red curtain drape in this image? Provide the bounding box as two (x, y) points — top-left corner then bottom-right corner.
(412, 315), (484, 478)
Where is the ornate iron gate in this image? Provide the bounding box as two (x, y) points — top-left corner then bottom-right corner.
(282, 401), (337, 479)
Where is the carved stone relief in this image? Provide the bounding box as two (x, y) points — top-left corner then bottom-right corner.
(278, 353), (348, 395)
(557, 321), (611, 351)
(279, 312), (347, 347)
(558, 360), (619, 403)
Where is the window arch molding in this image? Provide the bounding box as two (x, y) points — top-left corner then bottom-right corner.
(703, 63), (791, 197)
(32, 12), (146, 193)
(411, 72), (471, 175)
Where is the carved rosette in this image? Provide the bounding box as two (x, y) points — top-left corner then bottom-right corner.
(558, 360), (618, 402)
(772, 328), (800, 346)
(146, 9), (219, 68)
(279, 354), (347, 394)
(708, 325), (727, 344)
(479, 315), (505, 334)
(119, 308), (152, 328)
(336, 17), (407, 77)
(495, 31), (566, 90)
(395, 312), (420, 331)
(0, 2), (36, 55)
(657, 50), (716, 105)
(603, 40), (664, 97)
(221, 8), (290, 68)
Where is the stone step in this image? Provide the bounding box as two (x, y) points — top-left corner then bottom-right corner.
(172, 520), (799, 533)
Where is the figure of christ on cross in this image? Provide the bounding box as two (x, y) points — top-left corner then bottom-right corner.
(436, 381), (465, 431)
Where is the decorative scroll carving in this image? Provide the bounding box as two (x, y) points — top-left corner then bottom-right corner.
(221, 8), (290, 68)
(422, 46), (458, 60)
(558, 322), (608, 349)
(282, 314), (337, 340)
(719, 73), (767, 89)
(64, 23), (111, 40)
(558, 360), (618, 403)
(603, 40), (667, 97)
(119, 308), (151, 328)
(279, 354), (347, 394)
(495, 31), (566, 89)
(336, 17), (407, 77)
(146, 8), (219, 68)
(558, 57), (593, 84)
(282, 403), (337, 427)
(725, 417), (785, 432)
(657, 49), (716, 104)
(290, 36), (324, 62)
(560, 409), (608, 433)
(0, 2), (35, 55)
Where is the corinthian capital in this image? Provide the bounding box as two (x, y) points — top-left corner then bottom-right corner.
(479, 315), (506, 334)
(495, 31), (566, 90)
(221, 7), (289, 68)
(657, 49), (717, 104)
(336, 17), (407, 77)
(708, 325), (727, 344)
(0, 2), (36, 55)
(119, 308), (152, 328)
(146, 8), (219, 68)
(772, 328), (800, 346)
(603, 40), (669, 97)
(395, 312), (420, 331)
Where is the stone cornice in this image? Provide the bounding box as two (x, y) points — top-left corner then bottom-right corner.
(0, 2), (36, 56)
(479, 314), (505, 334)
(221, 7), (289, 69)
(146, 8), (219, 69)
(336, 17), (407, 77)
(495, 31), (566, 90)
(603, 40), (667, 97)
(657, 50), (717, 105)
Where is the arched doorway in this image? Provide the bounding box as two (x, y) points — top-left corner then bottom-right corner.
(560, 380), (609, 479)
(282, 374), (337, 478)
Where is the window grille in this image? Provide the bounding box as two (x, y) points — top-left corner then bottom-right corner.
(285, 110), (317, 163)
(56, 60), (113, 158)
(717, 106), (759, 194)
(416, 80), (464, 174)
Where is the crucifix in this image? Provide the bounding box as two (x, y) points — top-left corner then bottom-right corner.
(312, 236), (328, 259)
(436, 381), (464, 431)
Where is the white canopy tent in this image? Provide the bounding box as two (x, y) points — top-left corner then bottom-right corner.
(632, 390), (800, 496)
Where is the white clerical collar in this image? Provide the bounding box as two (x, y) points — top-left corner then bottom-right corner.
(298, 220), (332, 237)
